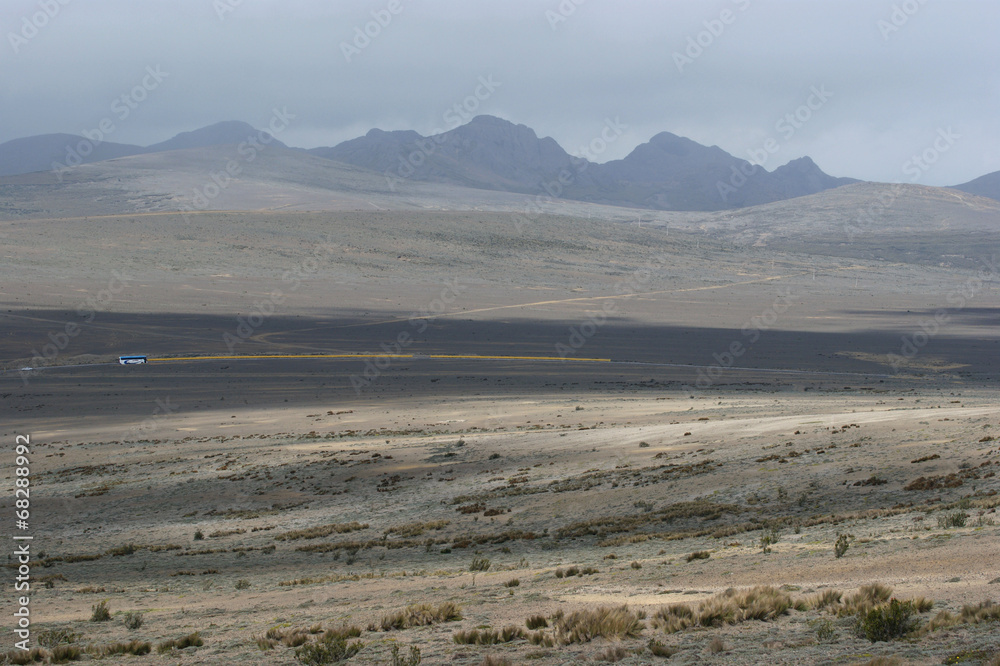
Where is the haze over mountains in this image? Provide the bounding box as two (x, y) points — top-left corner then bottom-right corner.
(1, 115), (998, 211)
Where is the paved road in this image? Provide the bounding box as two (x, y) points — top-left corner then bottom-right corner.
(2, 309), (993, 433)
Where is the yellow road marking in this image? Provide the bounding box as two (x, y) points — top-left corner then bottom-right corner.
(152, 353), (610, 363)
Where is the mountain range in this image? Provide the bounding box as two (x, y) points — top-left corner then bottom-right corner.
(1, 116), (997, 212)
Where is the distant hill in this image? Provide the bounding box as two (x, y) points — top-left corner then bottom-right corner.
(145, 120), (287, 153)
(687, 181), (1000, 268)
(0, 133), (145, 177)
(0, 121), (285, 178)
(311, 116), (855, 211)
(12, 116), (1000, 213)
(311, 116), (598, 194)
(309, 128), (423, 173)
(951, 170), (1000, 202)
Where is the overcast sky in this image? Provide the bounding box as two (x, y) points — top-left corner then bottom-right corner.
(1, 0), (997, 184)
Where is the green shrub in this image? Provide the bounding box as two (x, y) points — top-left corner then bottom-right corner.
(294, 634), (363, 665)
(123, 610), (144, 630)
(810, 618), (835, 641)
(36, 629), (80, 648)
(90, 600), (111, 622)
(648, 639), (677, 657)
(855, 598), (919, 642)
(937, 512), (968, 529)
(834, 533), (851, 558)
(389, 643), (421, 665)
(470, 557), (491, 572)
(759, 527), (779, 554)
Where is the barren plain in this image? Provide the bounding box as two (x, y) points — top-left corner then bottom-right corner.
(1, 181), (999, 664)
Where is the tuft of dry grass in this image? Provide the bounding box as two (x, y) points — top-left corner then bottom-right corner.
(255, 635), (278, 651)
(453, 626), (524, 645)
(700, 586), (793, 626)
(917, 600), (1000, 637)
(385, 519), (449, 538)
(552, 605), (644, 644)
(527, 630), (555, 647)
(651, 604), (696, 634)
(686, 550), (710, 562)
(595, 645), (630, 662)
(918, 610), (958, 635)
(274, 521), (368, 541)
(156, 632), (203, 653)
(728, 586), (792, 621)
(525, 614), (548, 630)
(49, 645), (82, 662)
(960, 600), (1000, 623)
(652, 586), (793, 634)
(800, 589), (844, 610)
(480, 656), (511, 666)
(839, 583), (893, 617)
(3, 647), (49, 664)
(100, 640), (151, 656)
(379, 602), (462, 631)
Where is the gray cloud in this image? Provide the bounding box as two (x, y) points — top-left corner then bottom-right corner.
(1, 0), (996, 184)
